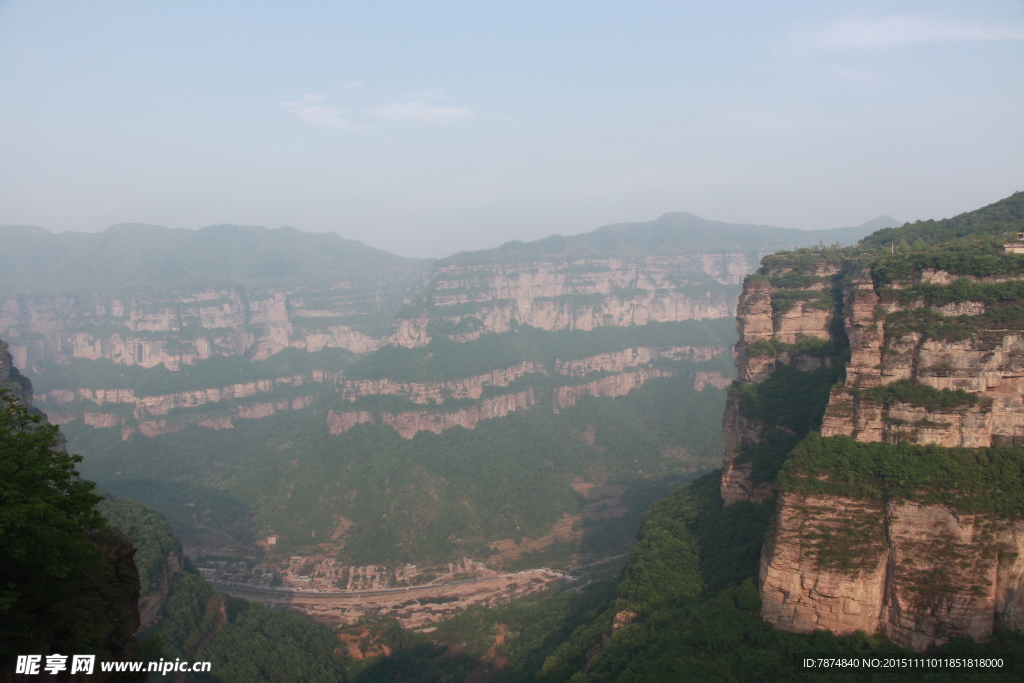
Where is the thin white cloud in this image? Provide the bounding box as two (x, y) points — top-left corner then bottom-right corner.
(282, 94), (368, 130)
(368, 97), (474, 125)
(343, 81), (364, 90)
(800, 15), (1024, 50)
(408, 87), (448, 100)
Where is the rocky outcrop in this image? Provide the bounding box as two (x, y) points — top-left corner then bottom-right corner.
(39, 372), (342, 419)
(0, 251), (757, 365)
(553, 367), (673, 413)
(138, 551), (184, 631)
(554, 346), (720, 378)
(339, 362), (543, 404)
(327, 389), (537, 438)
(692, 371), (731, 391)
(0, 285), (395, 370)
(392, 253), (760, 347)
(124, 395), (315, 439)
(746, 252), (1024, 650)
(719, 392), (773, 505)
(45, 343), (730, 440)
(0, 338), (33, 406)
(760, 492), (1024, 650)
(720, 258), (842, 504)
(821, 269), (1024, 447)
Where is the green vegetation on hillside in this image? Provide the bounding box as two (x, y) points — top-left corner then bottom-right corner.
(346, 319), (736, 382)
(71, 361), (728, 564)
(32, 347), (354, 395)
(98, 493), (182, 594)
(862, 378), (978, 411)
(488, 473), (1023, 682)
(731, 364), (843, 482)
(780, 434), (1024, 516)
(0, 390), (139, 666)
(146, 569), (351, 683)
(860, 191), (1024, 251)
(439, 212), (883, 266)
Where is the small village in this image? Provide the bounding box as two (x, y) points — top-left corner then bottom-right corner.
(196, 553), (495, 593)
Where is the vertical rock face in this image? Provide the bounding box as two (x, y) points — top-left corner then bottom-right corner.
(748, 250), (1024, 650)
(821, 268), (1024, 447)
(760, 493), (1024, 649)
(759, 493), (889, 635)
(0, 253), (758, 367)
(0, 338), (33, 406)
(0, 283), (405, 370)
(720, 256), (843, 504)
(392, 253), (763, 347)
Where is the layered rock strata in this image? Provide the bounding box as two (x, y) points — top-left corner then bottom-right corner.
(392, 253), (762, 347)
(44, 343), (730, 440)
(0, 285), (395, 370)
(327, 389), (537, 439)
(820, 268), (1024, 447)
(720, 258), (842, 504)
(742, 256), (1024, 649)
(553, 367), (673, 413)
(760, 493), (1024, 650)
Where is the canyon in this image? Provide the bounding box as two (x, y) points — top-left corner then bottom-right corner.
(36, 344), (729, 439)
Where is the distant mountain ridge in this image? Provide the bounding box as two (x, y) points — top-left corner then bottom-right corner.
(441, 213), (898, 265)
(0, 222), (428, 293)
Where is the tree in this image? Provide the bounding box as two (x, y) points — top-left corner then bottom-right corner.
(0, 389), (118, 657)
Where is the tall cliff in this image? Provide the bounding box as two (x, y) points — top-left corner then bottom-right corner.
(0, 339), (33, 406)
(720, 250), (845, 505)
(391, 254), (753, 347)
(721, 192), (1024, 651)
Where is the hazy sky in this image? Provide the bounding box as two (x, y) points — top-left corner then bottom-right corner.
(1, 1), (1022, 258)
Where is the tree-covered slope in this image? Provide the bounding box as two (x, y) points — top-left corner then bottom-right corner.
(859, 191), (1024, 250)
(0, 391), (141, 676)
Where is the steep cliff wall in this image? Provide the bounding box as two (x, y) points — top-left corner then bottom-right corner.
(0, 283), (402, 370)
(45, 343), (731, 440)
(820, 267), (1024, 447)
(749, 234), (1024, 650)
(325, 343), (729, 438)
(392, 253), (762, 347)
(0, 339), (33, 406)
(720, 253), (844, 505)
(327, 389), (538, 439)
(761, 490), (1024, 650)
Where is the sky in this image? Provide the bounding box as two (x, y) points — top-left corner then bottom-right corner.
(0, 1), (1022, 258)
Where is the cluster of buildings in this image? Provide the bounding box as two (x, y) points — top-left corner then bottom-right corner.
(196, 559), (274, 587)
(198, 552), (494, 593)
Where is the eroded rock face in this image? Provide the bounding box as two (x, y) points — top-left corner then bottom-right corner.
(752, 263), (1024, 650)
(553, 367), (673, 413)
(760, 493), (1024, 649)
(822, 269), (1024, 447)
(390, 254), (759, 347)
(44, 343), (731, 440)
(0, 338), (33, 406)
(138, 551), (184, 631)
(720, 260), (841, 503)
(327, 389), (537, 439)
(0, 285), (394, 370)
